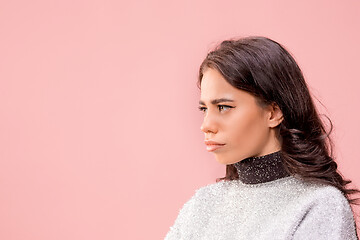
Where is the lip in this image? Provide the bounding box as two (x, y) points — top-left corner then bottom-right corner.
(206, 144), (225, 152)
(204, 140), (226, 152)
(204, 140), (225, 145)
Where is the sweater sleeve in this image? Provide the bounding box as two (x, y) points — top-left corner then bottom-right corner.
(293, 186), (358, 240)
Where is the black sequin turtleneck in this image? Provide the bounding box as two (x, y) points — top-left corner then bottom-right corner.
(233, 150), (290, 184)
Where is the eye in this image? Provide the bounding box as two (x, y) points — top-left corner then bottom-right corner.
(198, 106), (207, 113)
(218, 105), (232, 112)
(198, 105), (234, 113)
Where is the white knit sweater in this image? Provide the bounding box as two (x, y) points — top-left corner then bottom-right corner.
(164, 152), (358, 240)
(164, 176), (358, 239)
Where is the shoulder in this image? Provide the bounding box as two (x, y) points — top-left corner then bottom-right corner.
(292, 184), (357, 239)
(194, 179), (234, 197)
(293, 182), (354, 220)
(275, 176), (351, 205)
(299, 182), (350, 206)
(182, 180), (232, 206)
(312, 185), (353, 213)
(174, 181), (229, 220)
(190, 181), (223, 199)
(313, 185), (347, 201)
(179, 181), (225, 203)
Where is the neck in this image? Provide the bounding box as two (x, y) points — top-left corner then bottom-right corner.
(233, 150), (290, 184)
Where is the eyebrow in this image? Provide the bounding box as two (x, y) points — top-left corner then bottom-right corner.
(199, 98), (235, 105)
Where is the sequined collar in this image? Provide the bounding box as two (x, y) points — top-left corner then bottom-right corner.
(233, 150), (290, 184)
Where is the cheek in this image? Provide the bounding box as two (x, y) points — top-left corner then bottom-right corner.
(230, 109), (267, 148)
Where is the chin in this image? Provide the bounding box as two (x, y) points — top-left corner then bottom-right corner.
(215, 156), (230, 165)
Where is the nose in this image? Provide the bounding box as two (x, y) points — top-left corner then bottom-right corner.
(200, 113), (217, 134)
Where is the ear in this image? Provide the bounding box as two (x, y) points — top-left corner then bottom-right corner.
(266, 102), (284, 128)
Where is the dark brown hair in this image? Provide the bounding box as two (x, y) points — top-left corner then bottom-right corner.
(197, 36), (360, 229)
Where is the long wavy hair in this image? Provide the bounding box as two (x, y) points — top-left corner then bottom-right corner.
(197, 36), (360, 229)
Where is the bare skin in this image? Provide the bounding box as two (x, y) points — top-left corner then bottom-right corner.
(199, 68), (284, 165)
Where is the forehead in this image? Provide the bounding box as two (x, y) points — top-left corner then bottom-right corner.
(200, 68), (250, 102)
(200, 68), (235, 94)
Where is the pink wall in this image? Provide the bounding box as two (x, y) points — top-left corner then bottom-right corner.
(1, 0), (359, 239)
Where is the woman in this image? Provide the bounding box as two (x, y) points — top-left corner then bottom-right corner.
(164, 36), (359, 240)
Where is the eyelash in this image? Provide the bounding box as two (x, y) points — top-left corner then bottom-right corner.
(198, 105), (234, 113)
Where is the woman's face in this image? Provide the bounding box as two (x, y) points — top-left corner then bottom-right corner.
(199, 68), (282, 165)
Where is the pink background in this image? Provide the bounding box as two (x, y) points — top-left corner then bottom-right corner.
(1, 0), (359, 239)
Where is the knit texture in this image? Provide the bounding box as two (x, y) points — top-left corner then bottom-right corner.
(164, 175), (358, 239)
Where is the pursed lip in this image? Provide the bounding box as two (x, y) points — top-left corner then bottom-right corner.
(204, 140), (226, 152)
(204, 140), (225, 146)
